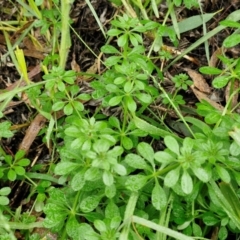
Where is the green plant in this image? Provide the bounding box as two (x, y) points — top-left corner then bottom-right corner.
(3, 0), (240, 239)
(0, 150), (30, 181)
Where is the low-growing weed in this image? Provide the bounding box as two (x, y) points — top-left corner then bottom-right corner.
(1, 0), (240, 239)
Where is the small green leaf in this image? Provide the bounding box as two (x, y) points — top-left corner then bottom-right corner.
(80, 195), (101, 213)
(223, 34), (240, 48)
(66, 216), (81, 239)
(174, 0), (181, 6)
(202, 212), (220, 226)
(218, 226), (228, 240)
(72, 101), (84, 112)
(216, 165), (231, 183)
(181, 170), (193, 194)
(109, 96), (123, 106)
(192, 167), (209, 182)
(114, 77), (125, 85)
(125, 175), (148, 191)
(125, 154), (149, 170)
(192, 222), (202, 237)
(129, 34), (138, 46)
(205, 112), (221, 124)
(8, 169), (16, 181)
(220, 20), (240, 28)
(15, 149), (26, 160)
(54, 162), (79, 175)
(109, 116), (120, 128)
(71, 171), (85, 191)
(137, 142), (155, 166)
(154, 151), (175, 164)
(105, 56), (122, 66)
(199, 66), (222, 75)
(135, 93), (152, 104)
(117, 34), (128, 47)
(124, 81), (133, 93)
(84, 167), (101, 181)
(151, 181), (167, 210)
(113, 164), (127, 176)
(164, 136), (180, 155)
(101, 45), (120, 54)
(164, 167), (180, 187)
(122, 136), (133, 150)
(0, 187), (11, 196)
(52, 101), (65, 111)
(14, 166), (25, 175)
(212, 75), (231, 88)
(103, 170), (114, 186)
(105, 184), (116, 198)
(94, 220), (107, 232)
(0, 196), (9, 206)
(107, 29), (122, 36)
(4, 155), (12, 165)
(126, 96), (136, 112)
(105, 201), (121, 219)
(230, 141), (240, 156)
(17, 158), (30, 166)
(0, 121), (13, 138)
(64, 103), (73, 115)
(57, 81), (65, 92)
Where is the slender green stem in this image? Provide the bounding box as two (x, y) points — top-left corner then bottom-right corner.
(0, 220), (43, 230)
(25, 172), (61, 184)
(119, 192), (139, 240)
(59, 0), (72, 69)
(132, 215), (195, 240)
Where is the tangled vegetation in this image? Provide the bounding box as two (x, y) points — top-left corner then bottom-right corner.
(1, 0), (240, 239)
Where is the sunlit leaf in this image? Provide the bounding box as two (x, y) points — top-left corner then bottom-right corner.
(151, 181), (167, 210)
(181, 170), (193, 194)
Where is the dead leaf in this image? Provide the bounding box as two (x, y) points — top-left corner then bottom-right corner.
(184, 68), (211, 94)
(71, 53), (81, 72)
(190, 85), (224, 111)
(80, 59), (98, 81)
(209, 47), (224, 67)
(23, 49), (45, 59)
(18, 114), (46, 153)
(225, 80), (239, 109)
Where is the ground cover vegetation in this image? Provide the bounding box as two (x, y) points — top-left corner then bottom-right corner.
(0, 0), (240, 239)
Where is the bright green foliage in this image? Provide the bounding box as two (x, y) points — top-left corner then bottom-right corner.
(0, 122), (13, 138)
(3, 1), (240, 240)
(0, 187), (11, 206)
(0, 150), (30, 181)
(200, 56), (240, 89)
